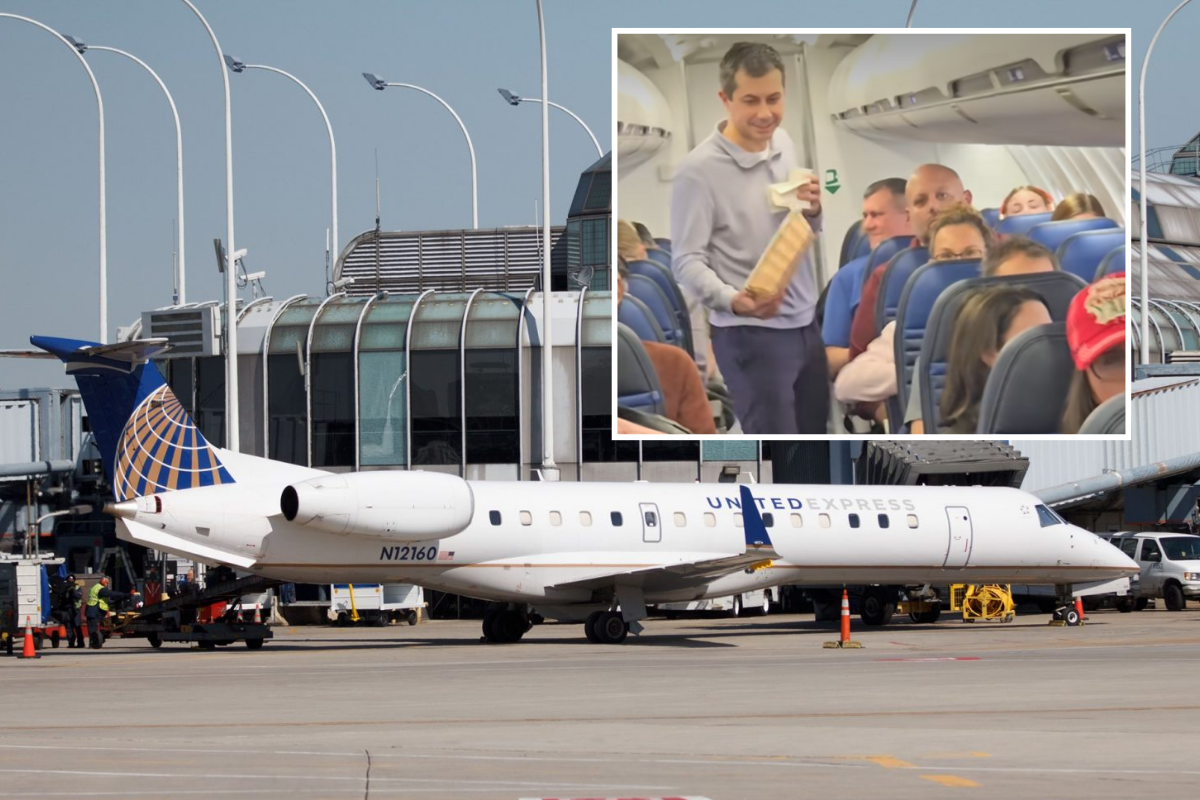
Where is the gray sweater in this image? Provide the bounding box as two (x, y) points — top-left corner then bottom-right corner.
(670, 122), (822, 330)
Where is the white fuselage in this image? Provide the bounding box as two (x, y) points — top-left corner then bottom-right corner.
(112, 449), (1137, 611)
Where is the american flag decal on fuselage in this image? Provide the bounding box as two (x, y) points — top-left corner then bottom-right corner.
(113, 384), (233, 501)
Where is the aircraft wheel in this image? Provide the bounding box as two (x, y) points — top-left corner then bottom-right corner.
(1164, 583), (1186, 611)
(756, 593), (771, 616)
(595, 612), (628, 644)
(729, 596), (742, 618)
(1062, 607), (1082, 626)
(584, 611), (602, 643)
(910, 605), (941, 624)
(860, 589), (895, 626)
(496, 610), (528, 643)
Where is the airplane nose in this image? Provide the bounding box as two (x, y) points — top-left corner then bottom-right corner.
(1084, 529), (1138, 574)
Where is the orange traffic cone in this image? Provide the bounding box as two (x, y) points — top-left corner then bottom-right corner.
(1074, 597), (1085, 622)
(253, 604), (261, 625)
(824, 589), (863, 649)
(18, 617), (39, 660)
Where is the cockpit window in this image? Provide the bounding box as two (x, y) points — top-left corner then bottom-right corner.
(1035, 505), (1061, 527)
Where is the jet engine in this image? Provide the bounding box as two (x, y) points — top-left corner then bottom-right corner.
(280, 471), (474, 542)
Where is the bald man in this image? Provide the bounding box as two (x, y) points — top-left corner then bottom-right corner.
(848, 164), (972, 360)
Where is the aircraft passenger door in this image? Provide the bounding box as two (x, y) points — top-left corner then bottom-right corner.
(639, 503), (662, 544)
(943, 507), (973, 568)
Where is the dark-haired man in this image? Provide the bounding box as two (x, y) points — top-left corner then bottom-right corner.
(670, 42), (827, 434)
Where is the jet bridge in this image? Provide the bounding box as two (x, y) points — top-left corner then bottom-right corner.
(856, 441), (1029, 488)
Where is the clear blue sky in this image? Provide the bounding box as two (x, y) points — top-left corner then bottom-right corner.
(0, 1), (1164, 388)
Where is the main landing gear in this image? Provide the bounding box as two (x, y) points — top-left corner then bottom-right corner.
(481, 604), (532, 644)
(583, 610), (629, 644)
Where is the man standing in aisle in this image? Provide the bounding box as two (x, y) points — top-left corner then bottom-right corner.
(670, 41), (827, 434)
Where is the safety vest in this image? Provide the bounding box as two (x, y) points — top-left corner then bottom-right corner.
(87, 583), (109, 612)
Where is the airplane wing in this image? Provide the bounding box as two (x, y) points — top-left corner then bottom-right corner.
(546, 484), (778, 594)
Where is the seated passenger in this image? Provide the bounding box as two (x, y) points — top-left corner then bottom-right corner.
(822, 177), (911, 378)
(1060, 274), (1126, 434)
(633, 221), (658, 249)
(902, 236), (1059, 432)
(850, 164), (974, 360)
(999, 185), (1054, 219)
(617, 219), (649, 262)
(940, 287), (1052, 434)
(617, 259), (717, 434)
(1051, 193), (1106, 222)
(837, 204), (990, 422)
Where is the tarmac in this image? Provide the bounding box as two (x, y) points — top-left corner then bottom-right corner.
(3, 605), (1200, 800)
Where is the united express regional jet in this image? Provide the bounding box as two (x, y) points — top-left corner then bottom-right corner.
(31, 336), (1136, 644)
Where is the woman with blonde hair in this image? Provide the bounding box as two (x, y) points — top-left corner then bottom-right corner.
(616, 219), (648, 263)
(1051, 193), (1106, 222)
(999, 185), (1054, 218)
(939, 286), (1052, 434)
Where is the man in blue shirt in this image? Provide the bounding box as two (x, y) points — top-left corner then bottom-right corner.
(823, 178), (912, 378)
(670, 42), (826, 434)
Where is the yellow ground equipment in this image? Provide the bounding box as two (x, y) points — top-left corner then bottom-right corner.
(949, 584), (1015, 623)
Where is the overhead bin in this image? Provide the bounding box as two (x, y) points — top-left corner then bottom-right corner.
(828, 33), (1125, 147)
(617, 60), (673, 174)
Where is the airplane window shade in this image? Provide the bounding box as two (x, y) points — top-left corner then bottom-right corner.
(1035, 505), (1061, 527)
(849, 514), (860, 529)
(734, 513), (744, 528)
(819, 514), (831, 529)
(519, 511), (532, 526)
(879, 514), (889, 529)
(489, 511), (501, 526)
(550, 511), (562, 526)
(790, 513), (803, 528)
(673, 512), (686, 527)
(907, 514), (919, 528)
(580, 512), (592, 527)
(704, 512), (716, 528)
(611, 511), (623, 527)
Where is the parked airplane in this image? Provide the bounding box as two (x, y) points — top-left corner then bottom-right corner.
(30, 336), (1135, 643)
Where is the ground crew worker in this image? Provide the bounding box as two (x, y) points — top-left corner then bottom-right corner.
(85, 576), (139, 649)
(57, 575), (84, 648)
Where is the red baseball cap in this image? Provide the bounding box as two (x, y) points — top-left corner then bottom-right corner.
(1066, 273), (1126, 371)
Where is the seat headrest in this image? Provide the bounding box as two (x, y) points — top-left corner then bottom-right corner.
(977, 322), (1073, 434)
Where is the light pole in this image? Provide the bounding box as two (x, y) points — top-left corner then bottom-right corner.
(0, 14), (106, 342)
(225, 55), (338, 279)
(1140, 2), (1192, 365)
(180, 0), (239, 451)
(66, 37), (186, 306)
(535, 0), (557, 478)
(497, 88), (602, 158)
(362, 72), (478, 229)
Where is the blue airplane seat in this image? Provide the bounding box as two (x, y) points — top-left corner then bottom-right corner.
(645, 247), (672, 269)
(1095, 245), (1127, 282)
(654, 238), (672, 253)
(1055, 228), (1127, 283)
(873, 246), (931, 332)
(1077, 393), (1125, 434)
(980, 208), (1002, 229)
(890, 258), (981, 432)
(1027, 217), (1119, 255)
(626, 258), (694, 357)
(918, 271), (1086, 433)
(859, 235), (912, 292)
(627, 273), (685, 349)
(617, 294), (667, 345)
(977, 322), (1073, 434)
(617, 323), (666, 417)
(839, 219), (866, 268)
(993, 212), (1053, 237)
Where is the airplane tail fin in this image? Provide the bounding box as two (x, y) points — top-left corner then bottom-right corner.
(738, 485), (776, 552)
(30, 336), (234, 501)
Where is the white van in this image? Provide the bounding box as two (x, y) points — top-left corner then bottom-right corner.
(1107, 532), (1200, 611)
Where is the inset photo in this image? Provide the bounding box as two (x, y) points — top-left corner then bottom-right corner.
(614, 30), (1129, 438)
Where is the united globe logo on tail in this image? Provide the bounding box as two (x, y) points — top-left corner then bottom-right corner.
(114, 384), (233, 500)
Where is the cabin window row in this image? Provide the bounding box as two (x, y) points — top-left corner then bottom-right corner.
(486, 509), (921, 530)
